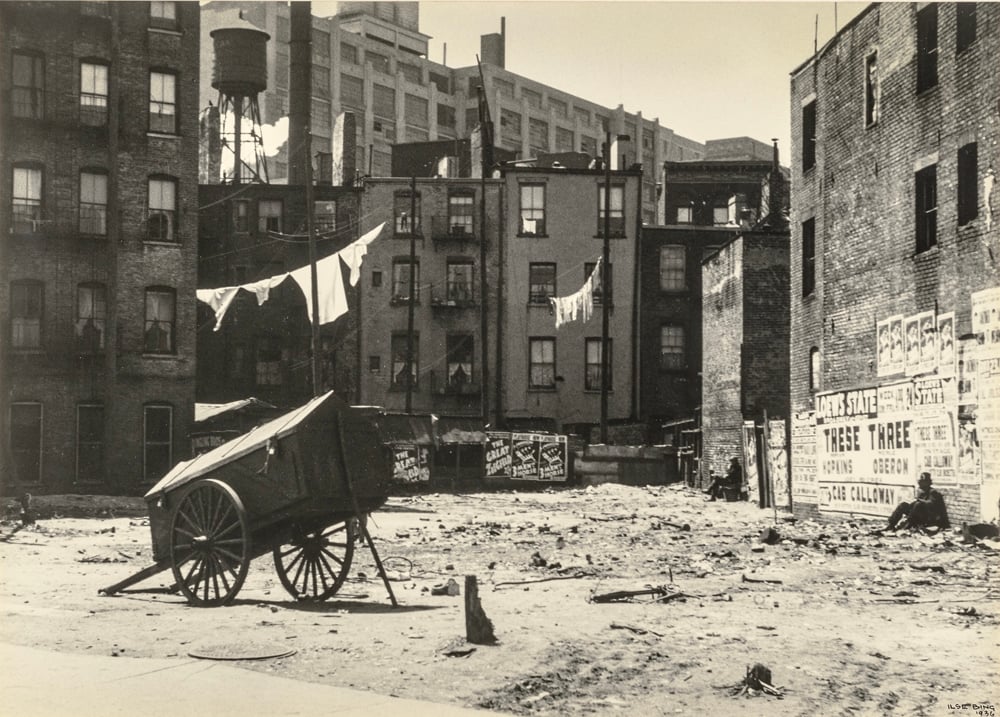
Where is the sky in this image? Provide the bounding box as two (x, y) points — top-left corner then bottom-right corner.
(412, 1), (868, 156)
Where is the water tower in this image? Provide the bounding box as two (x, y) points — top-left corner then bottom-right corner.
(211, 21), (270, 183)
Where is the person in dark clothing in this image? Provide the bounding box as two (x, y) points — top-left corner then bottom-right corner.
(887, 472), (950, 532)
(705, 457), (743, 501)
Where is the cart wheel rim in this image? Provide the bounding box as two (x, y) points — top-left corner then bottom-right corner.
(273, 520), (355, 601)
(169, 479), (251, 607)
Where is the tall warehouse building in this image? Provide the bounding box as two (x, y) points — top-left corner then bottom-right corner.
(199, 1), (705, 224)
(1, 1), (201, 494)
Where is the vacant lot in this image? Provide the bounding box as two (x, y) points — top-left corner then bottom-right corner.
(1, 484), (997, 715)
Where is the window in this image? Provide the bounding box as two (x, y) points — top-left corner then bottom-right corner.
(233, 200), (249, 232)
(676, 206), (692, 224)
(341, 74), (364, 110)
(405, 94), (428, 126)
(143, 404), (172, 482)
(802, 99), (816, 171)
(76, 283), (106, 352)
(446, 261), (474, 303)
(80, 171), (107, 235)
(915, 164), (937, 252)
(373, 83), (395, 117)
(12, 165), (42, 233)
(368, 355), (381, 373)
(916, 4), (938, 93)
(551, 98), (568, 118)
(80, 62), (108, 124)
(371, 270), (382, 287)
(149, 71), (177, 133)
(147, 177), (176, 241)
(957, 3), (977, 53)
(391, 333), (418, 388)
(555, 127), (574, 152)
(367, 52), (391, 76)
(256, 335), (283, 386)
(802, 218), (816, 296)
(315, 200), (336, 233)
(660, 326), (685, 370)
(77, 404), (104, 484)
(341, 43), (358, 65)
(712, 206), (730, 226)
(394, 191), (421, 235)
(599, 185), (625, 236)
(529, 263), (556, 304)
(585, 338), (612, 390)
(312, 29), (330, 62)
(958, 143), (978, 226)
(446, 334), (474, 388)
(12, 51), (44, 119)
(584, 262), (611, 305)
(448, 193), (474, 236)
(144, 287), (175, 354)
(399, 62), (421, 84)
(10, 280), (43, 349)
(10, 403), (42, 484)
(529, 338), (555, 389)
(522, 88), (542, 108)
(865, 53), (879, 126)
(430, 71), (450, 94)
(659, 246), (686, 291)
(312, 98), (331, 135)
(809, 347), (821, 392)
(149, 1), (177, 29)
(519, 183), (546, 235)
(528, 118), (548, 154)
(258, 199), (282, 233)
(392, 259), (419, 302)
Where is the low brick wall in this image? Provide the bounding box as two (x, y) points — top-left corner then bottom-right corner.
(573, 445), (678, 487)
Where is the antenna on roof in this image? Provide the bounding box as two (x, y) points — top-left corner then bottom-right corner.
(814, 14), (819, 55)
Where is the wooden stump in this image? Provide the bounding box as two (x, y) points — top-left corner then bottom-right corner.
(464, 575), (497, 645)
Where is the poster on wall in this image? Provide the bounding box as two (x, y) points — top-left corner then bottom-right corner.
(742, 421), (759, 503)
(393, 445), (430, 483)
(538, 435), (568, 481)
(484, 432), (513, 478)
(815, 383), (913, 518)
(904, 315), (922, 376)
(791, 411), (818, 503)
(767, 419), (790, 509)
(877, 314), (905, 377)
(958, 408), (981, 485)
(937, 312), (956, 376)
(971, 287), (1000, 359)
(957, 337), (979, 405)
(911, 376), (958, 485)
(978, 356), (1000, 520)
(511, 433), (540, 479)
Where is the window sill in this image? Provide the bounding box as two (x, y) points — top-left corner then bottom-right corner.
(527, 301), (553, 308)
(801, 290), (817, 303)
(142, 353), (179, 360)
(593, 234), (627, 240)
(913, 244), (940, 259)
(147, 132), (180, 140)
(517, 233), (549, 239)
(144, 240), (182, 247)
(390, 298), (421, 306)
(387, 385), (420, 393)
(916, 82), (939, 98)
(148, 26), (183, 36)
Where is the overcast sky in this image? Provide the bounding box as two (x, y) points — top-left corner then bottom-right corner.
(414, 1), (868, 156)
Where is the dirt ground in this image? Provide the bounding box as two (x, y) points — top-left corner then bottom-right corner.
(1, 483), (997, 716)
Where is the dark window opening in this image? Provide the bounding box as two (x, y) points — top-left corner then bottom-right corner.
(958, 143), (978, 226)
(802, 218), (816, 296)
(915, 164), (937, 252)
(917, 4), (939, 93)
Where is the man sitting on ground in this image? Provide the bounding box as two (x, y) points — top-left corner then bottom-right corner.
(887, 472), (950, 532)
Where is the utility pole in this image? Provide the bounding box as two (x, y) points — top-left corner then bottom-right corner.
(600, 132), (611, 444)
(405, 175), (417, 413)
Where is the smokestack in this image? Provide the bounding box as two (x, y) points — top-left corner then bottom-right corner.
(288, 2), (312, 185)
(500, 17), (506, 68)
(480, 17), (506, 68)
(443, 42), (447, 67)
(771, 138), (780, 171)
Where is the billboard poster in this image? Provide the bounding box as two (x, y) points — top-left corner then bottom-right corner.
(904, 314), (922, 376)
(511, 432), (540, 479)
(957, 338), (979, 405)
(978, 355), (1000, 521)
(918, 310), (937, 376)
(767, 419), (789, 509)
(971, 287), (1000, 359)
(538, 435), (568, 481)
(877, 314), (904, 377)
(958, 408), (981, 485)
(937, 312), (956, 376)
(815, 384), (913, 517)
(791, 411), (817, 503)
(911, 376), (958, 485)
(393, 445), (430, 483)
(742, 421), (759, 503)
(484, 432), (513, 478)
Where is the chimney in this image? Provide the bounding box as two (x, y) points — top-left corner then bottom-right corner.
(288, 3), (312, 185)
(480, 17), (505, 68)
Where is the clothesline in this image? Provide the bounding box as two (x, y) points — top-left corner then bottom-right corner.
(197, 222), (385, 331)
(549, 258), (601, 329)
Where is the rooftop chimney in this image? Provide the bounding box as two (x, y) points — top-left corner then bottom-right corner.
(480, 17), (506, 68)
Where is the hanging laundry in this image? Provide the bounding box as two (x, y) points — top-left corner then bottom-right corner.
(340, 223), (383, 287)
(289, 251), (349, 325)
(548, 258), (601, 329)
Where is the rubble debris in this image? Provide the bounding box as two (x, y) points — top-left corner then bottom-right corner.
(19, 493), (35, 526)
(591, 585), (690, 603)
(431, 578), (460, 596)
(465, 575), (498, 645)
(759, 527), (781, 545)
(728, 663), (784, 698)
(610, 622), (664, 637)
(530, 551), (548, 567)
(741, 574), (783, 585)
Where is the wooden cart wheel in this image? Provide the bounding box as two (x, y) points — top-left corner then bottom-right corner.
(169, 479), (251, 607)
(273, 519), (356, 601)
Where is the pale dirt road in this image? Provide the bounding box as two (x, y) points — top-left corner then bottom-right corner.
(1, 483), (997, 716)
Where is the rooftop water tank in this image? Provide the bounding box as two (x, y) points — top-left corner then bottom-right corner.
(210, 24), (270, 96)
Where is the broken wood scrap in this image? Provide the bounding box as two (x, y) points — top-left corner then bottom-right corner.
(741, 574), (783, 585)
(492, 571), (595, 589)
(610, 622), (664, 637)
(590, 585), (692, 603)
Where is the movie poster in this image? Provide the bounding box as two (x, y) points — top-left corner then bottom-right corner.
(393, 445), (430, 483)
(511, 432), (540, 479)
(538, 435), (568, 481)
(904, 314), (922, 376)
(791, 411), (817, 503)
(937, 312), (956, 376)
(767, 419), (789, 509)
(911, 376), (958, 485)
(742, 421), (759, 503)
(877, 314), (904, 377)
(484, 432), (513, 478)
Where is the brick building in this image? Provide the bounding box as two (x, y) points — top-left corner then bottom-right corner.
(0, 1), (200, 494)
(499, 164), (642, 435)
(701, 232), (791, 496)
(789, 3), (999, 523)
(356, 177), (502, 417)
(196, 184), (363, 408)
(199, 1), (703, 224)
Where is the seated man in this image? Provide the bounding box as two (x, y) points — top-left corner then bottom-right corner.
(887, 472), (950, 532)
(705, 457), (743, 501)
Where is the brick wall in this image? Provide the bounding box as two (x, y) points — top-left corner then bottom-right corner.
(789, 4), (1000, 523)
